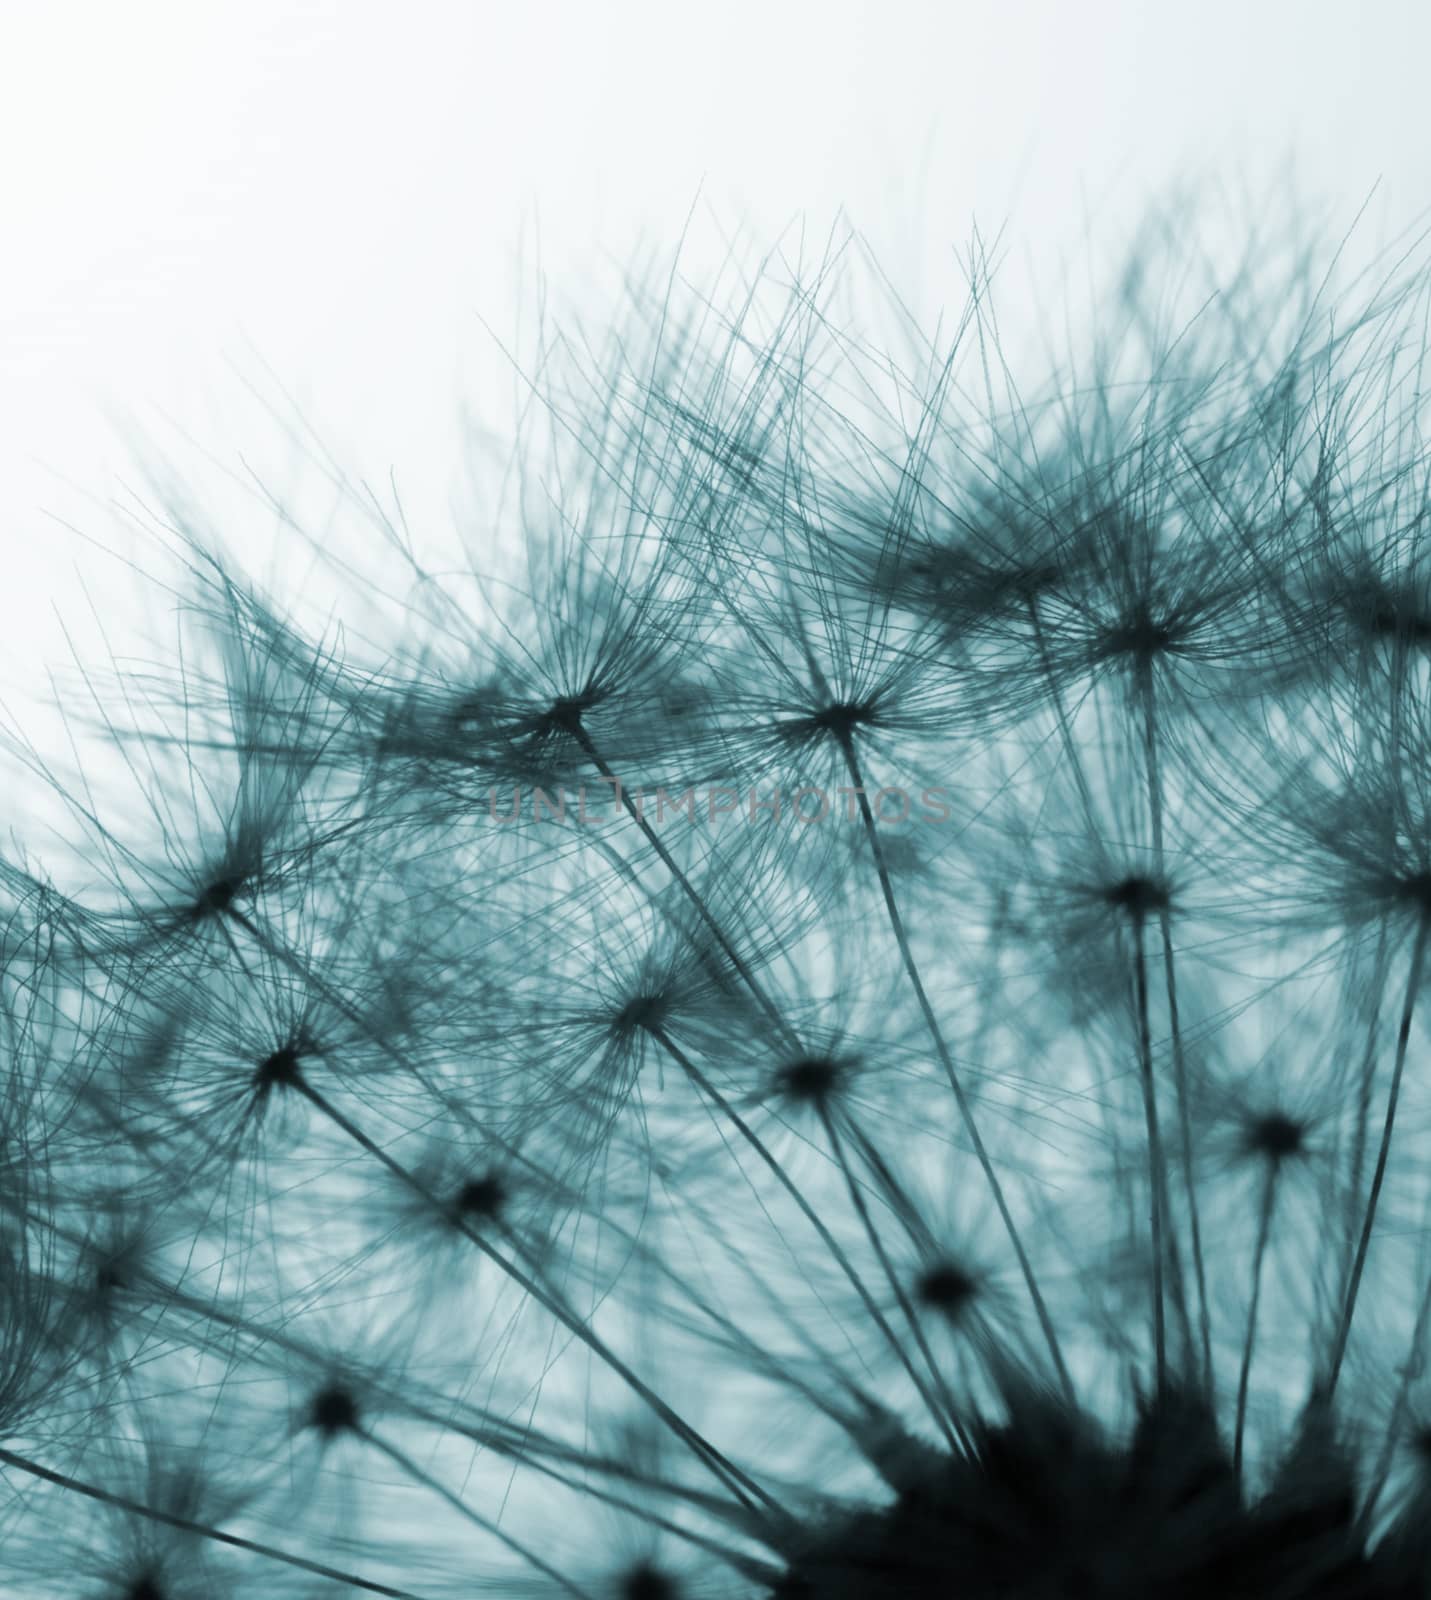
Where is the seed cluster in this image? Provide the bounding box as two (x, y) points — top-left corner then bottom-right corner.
(3, 221), (1431, 1596)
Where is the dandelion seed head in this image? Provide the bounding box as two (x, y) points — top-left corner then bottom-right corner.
(1325, 567), (1431, 655)
(1368, 599), (1431, 648)
(610, 992), (671, 1037)
(618, 1561), (682, 1600)
(1101, 874), (1172, 919)
(545, 690), (604, 733)
(252, 1043), (303, 1094)
(14, 200), (1431, 1599)
(773, 1054), (846, 1108)
(307, 1382), (360, 1437)
(454, 1172), (507, 1222)
(805, 700), (879, 739)
(1247, 1110), (1307, 1164)
(913, 1260), (980, 1322)
(95, 1260), (127, 1294)
(191, 876), (241, 918)
(1392, 869), (1431, 915)
(1099, 613), (1183, 662)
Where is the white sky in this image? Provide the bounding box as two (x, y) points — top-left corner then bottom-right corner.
(1, 0), (1429, 700)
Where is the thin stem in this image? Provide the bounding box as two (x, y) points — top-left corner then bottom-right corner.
(1024, 594), (1096, 824)
(645, 1023), (958, 1434)
(31, 1210), (752, 1540)
(1343, 925), (1391, 1288)
(836, 733), (1074, 1401)
(571, 726), (797, 1048)
(1137, 660), (1210, 1390)
(577, 721), (980, 1444)
(1126, 915), (1190, 1388)
(1129, 912), (1168, 1390)
(1158, 908), (1211, 1390)
(1358, 1267), (1431, 1537)
(572, 722), (990, 1435)
(1233, 1163), (1279, 1477)
(1325, 911), (1431, 1396)
(288, 1073), (774, 1518)
(570, 721), (974, 1440)
(363, 1429), (596, 1600)
(816, 1103), (968, 1454)
(572, 1171), (919, 1464)
(0, 1445), (430, 1600)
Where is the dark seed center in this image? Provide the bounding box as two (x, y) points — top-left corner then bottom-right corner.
(807, 700), (876, 736)
(254, 1045), (303, 1092)
(777, 1056), (842, 1104)
(193, 876), (241, 917)
(1103, 875), (1171, 918)
(456, 1174), (507, 1221)
(95, 1261), (126, 1295)
(620, 1562), (680, 1600)
(613, 993), (667, 1034)
(1396, 870), (1431, 913)
(309, 1383), (359, 1435)
(1367, 602), (1431, 646)
(1102, 616), (1179, 660)
(1251, 1112), (1305, 1161)
(915, 1262), (978, 1315)
(546, 691), (600, 732)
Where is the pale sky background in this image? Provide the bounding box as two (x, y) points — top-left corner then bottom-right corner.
(2, 0), (1429, 714)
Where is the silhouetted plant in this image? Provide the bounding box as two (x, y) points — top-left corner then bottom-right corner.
(8, 210), (1431, 1597)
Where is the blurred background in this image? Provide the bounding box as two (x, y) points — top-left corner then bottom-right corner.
(2, 0), (1428, 705)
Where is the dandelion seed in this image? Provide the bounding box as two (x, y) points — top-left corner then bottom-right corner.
(11, 204), (1431, 1597)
